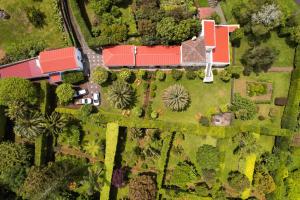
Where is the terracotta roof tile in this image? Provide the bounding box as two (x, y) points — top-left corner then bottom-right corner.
(103, 45), (135, 67)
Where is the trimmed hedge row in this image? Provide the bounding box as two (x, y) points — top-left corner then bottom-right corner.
(0, 106), (6, 141)
(55, 108), (292, 138)
(157, 133), (173, 190)
(100, 123), (119, 200)
(39, 81), (51, 115)
(281, 46), (300, 131)
(34, 134), (47, 166)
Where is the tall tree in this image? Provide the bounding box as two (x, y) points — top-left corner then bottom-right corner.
(55, 83), (74, 105)
(0, 78), (37, 106)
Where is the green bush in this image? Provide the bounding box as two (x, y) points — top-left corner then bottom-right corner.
(143, 82), (149, 90)
(56, 83), (74, 105)
(151, 111), (158, 119)
(39, 81), (51, 115)
(132, 106), (144, 118)
(196, 145), (220, 170)
(62, 71), (85, 84)
(138, 70), (148, 80)
(230, 94), (257, 120)
(25, 6), (46, 28)
(212, 69), (218, 75)
(185, 69), (197, 80)
(197, 69), (205, 80)
(150, 84), (157, 92)
(171, 69), (183, 81)
(247, 82), (268, 97)
(219, 70), (231, 82)
(156, 71), (166, 81)
(119, 69), (132, 82)
(91, 67), (109, 85)
(199, 116), (210, 127)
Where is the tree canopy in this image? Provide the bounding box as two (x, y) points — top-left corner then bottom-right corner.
(56, 83), (74, 105)
(0, 78), (37, 106)
(91, 67), (109, 85)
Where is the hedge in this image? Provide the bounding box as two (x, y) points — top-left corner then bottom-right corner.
(39, 81), (51, 115)
(100, 123), (119, 200)
(281, 46), (300, 131)
(0, 106), (6, 141)
(56, 108), (292, 137)
(156, 132), (174, 190)
(34, 134), (47, 166)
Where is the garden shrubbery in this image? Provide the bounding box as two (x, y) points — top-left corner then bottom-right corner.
(247, 82), (268, 97)
(230, 94), (257, 120)
(62, 71), (85, 84)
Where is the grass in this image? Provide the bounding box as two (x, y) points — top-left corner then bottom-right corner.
(197, 0), (209, 7)
(151, 74), (231, 124)
(0, 0), (66, 52)
(233, 72), (291, 128)
(235, 32), (295, 67)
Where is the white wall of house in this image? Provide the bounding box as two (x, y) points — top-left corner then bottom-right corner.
(75, 48), (83, 70)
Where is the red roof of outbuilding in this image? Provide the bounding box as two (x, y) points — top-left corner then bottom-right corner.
(0, 59), (43, 79)
(39, 47), (79, 73)
(136, 46), (180, 66)
(103, 45), (135, 67)
(198, 7), (215, 19)
(213, 26), (230, 63)
(49, 73), (62, 83)
(203, 20), (216, 47)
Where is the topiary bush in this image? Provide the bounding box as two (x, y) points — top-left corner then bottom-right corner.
(197, 69), (205, 80)
(119, 69), (132, 82)
(132, 106), (144, 118)
(137, 70), (148, 80)
(91, 67), (109, 85)
(151, 111), (158, 119)
(156, 70), (166, 81)
(162, 84), (190, 111)
(185, 69), (197, 80)
(171, 69), (183, 81)
(219, 70), (231, 82)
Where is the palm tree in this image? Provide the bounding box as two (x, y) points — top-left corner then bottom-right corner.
(14, 111), (46, 139)
(5, 101), (28, 120)
(83, 140), (100, 157)
(107, 81), (135, 109)
(44, 112), (68, 137)
(162, 84), (190, 111)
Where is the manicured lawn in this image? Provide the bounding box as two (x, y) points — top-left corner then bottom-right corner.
(0, 0), (67, 52)
(235, 32), (295, 67)
(197, 0), (209, 7)
(151, 73), (231, 124)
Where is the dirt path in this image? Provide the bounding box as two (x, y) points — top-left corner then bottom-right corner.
(268, 67), (293, 72)
(54, 145), (103, 163)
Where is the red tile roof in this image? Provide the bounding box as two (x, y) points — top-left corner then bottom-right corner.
(136, 46), (180, 66)
(49, 73), (62, 83)
(103, 45), (135, 67)
(39, 47), (79, 73)
(228, 25), (240, 33)
(0, 59), (43, 79)
(198, 7), (215, 19)
(203, 20), (216, 47)
(213, 26), (230, 63)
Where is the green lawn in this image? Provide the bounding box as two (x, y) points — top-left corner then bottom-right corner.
(233, 72), (291, 128)
(197, 0), (209, 7)
(235, 32), (295, 67)
(0, 0), (67, 52)
(151, 73), (231, 124)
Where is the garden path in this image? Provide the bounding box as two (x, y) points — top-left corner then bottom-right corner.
(54, 145), (103, 163)
(60, 0), (102, 76)
(268, 67), (293, 72)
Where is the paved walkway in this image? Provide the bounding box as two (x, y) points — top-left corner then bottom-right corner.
(215, 3), (227, 24)
(61, 0), (102, 75)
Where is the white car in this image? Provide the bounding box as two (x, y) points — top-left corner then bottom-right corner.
(75, 98), (92, 105)
(92, 93), (100, 106)
(74, 89), (88, 98)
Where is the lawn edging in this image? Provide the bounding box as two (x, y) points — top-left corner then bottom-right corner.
(100, 122), (119, 200)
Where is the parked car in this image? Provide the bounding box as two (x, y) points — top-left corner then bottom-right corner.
(75, 98), (92, 105)
(74, 89), (88, 98)
(92, 93), (100, 106)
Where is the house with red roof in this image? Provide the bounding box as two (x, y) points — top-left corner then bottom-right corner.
(103, 20), (239, 82)
(0, 47), (83, 83)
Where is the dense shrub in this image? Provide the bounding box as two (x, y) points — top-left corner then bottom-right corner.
(91, 67), (109, 85)
(56, 83), (74, 105)
(197, 69), (205, 79)
(119, 69), (132, 82)
(169, 161), (199, 188)
(212, 69), (218, 76)
(162, 84), (190, 111)
(132, 106), (144, 118)
(227, 171), (250, 192)
(185, 69), (197, 80)
(62, 71), (85, 84)
(0, 78), (37, 106)
(156, 70), (166, 81)
(219, 69), (231, 82)
(196, 145), (220, 170)
(151, 111), (158, 119)
(199, 116), (210, 127)
(137, 70), (148, 80)
(25, 6), (46, 28)
(230, 94), (257, 120)
(171, 69), (183, 81)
